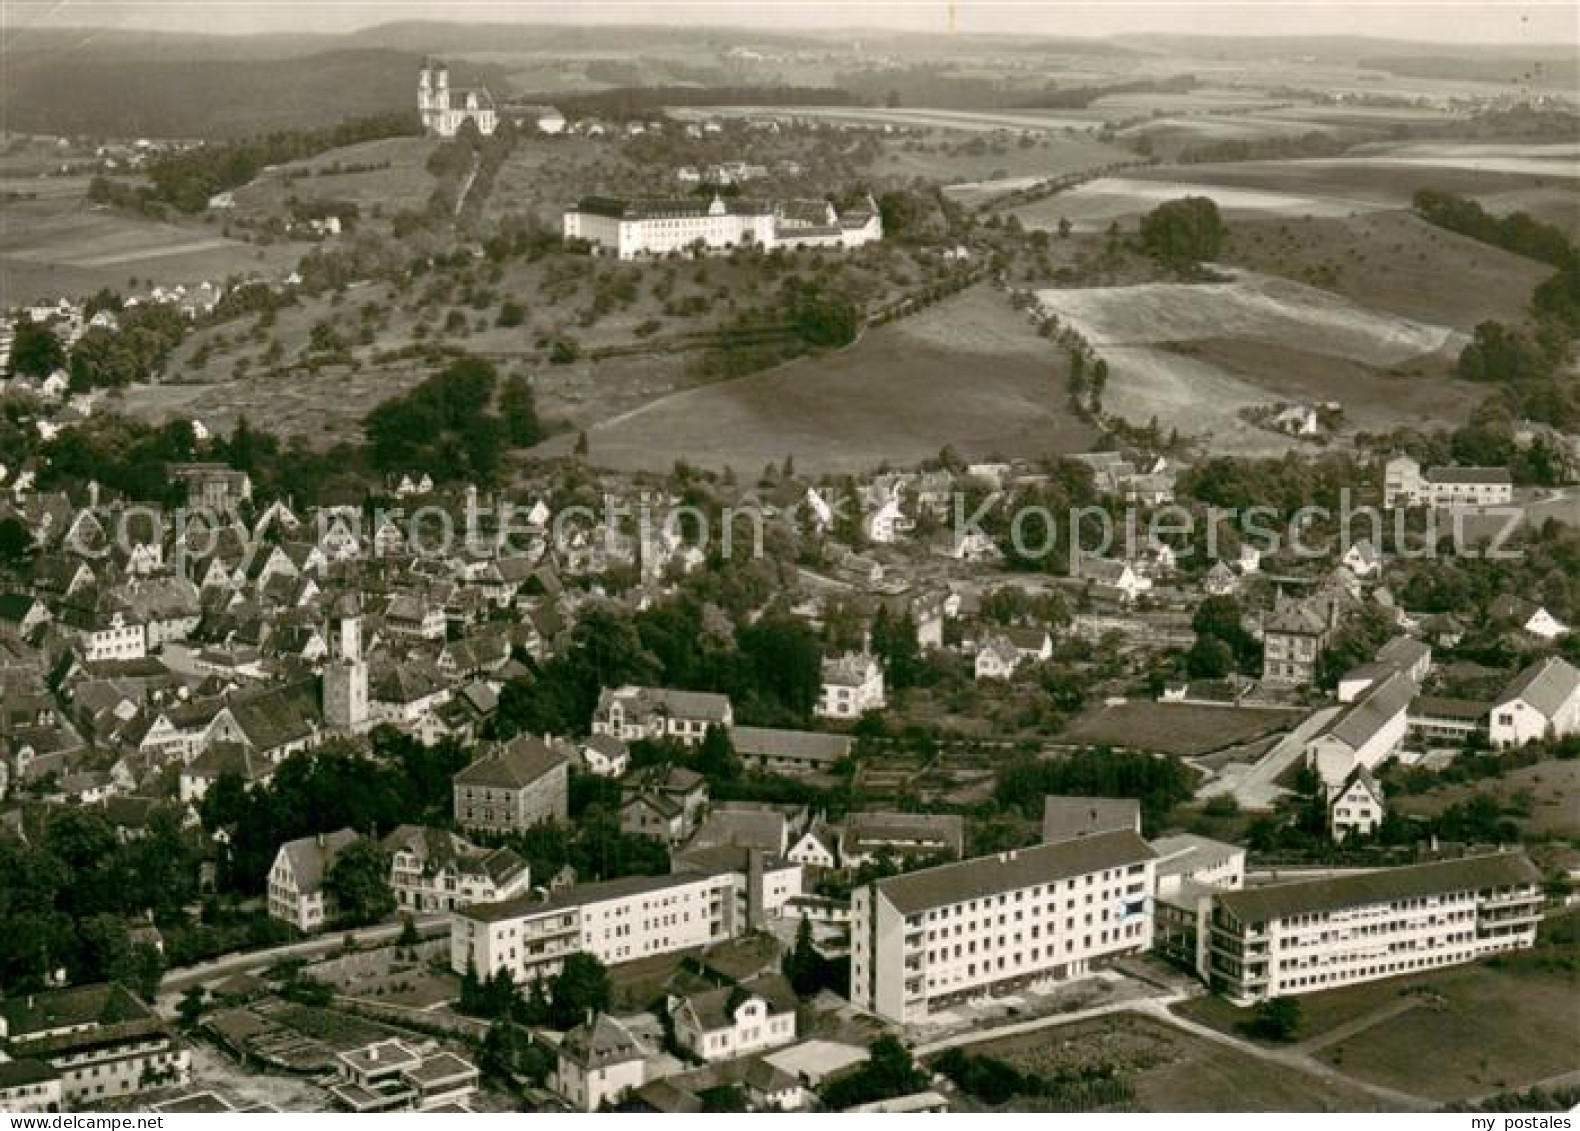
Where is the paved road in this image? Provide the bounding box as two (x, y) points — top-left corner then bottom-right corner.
(156, 915), (448, 1008)
(1199, 706), (1338, 811)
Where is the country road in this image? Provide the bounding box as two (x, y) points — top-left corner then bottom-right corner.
(1198, 705), (1339, 810)
(156, 915), (449, 1012)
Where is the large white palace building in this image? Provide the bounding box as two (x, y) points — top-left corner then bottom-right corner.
(563, 194), (883, 259)
(851, 830), (1157, 1025)
(1207, 851), (1542, 1002)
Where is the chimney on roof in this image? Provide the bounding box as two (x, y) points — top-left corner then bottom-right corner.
(747, 848), (766, 931)
(369, 1045), (379, 1063)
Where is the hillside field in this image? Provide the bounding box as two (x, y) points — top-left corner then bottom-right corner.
(1013, 141), (1580, 233)
(1034, 267), (1474, 449)
(532, 284), (1098, 474)
(1, 193), (298, 306)
(1219, 210), (1554, 331)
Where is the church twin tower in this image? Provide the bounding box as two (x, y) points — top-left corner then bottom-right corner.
(418, 58), (498, 138)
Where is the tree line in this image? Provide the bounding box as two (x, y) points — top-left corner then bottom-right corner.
(109, 112), (420, 215)
(1413, 188), (1580, 430)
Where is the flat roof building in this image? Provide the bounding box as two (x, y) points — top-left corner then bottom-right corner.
(451, 869), (741, 985)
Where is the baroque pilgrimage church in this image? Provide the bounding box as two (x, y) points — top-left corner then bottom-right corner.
(418, 58), (497, 138)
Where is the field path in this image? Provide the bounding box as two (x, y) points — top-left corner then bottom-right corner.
(914, 992), (1433, 1110)
(1294, 995), (1430, 1054)
(1142, 999), (1435, 1110)
(61, 236), (242, 269)
(453, 151), (481, 217)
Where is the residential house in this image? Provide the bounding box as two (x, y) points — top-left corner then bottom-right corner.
(669, 973), (797, 1063)
(1260, 594), (1336, 687)
(816, 653), (885, 720)
(1329, 766), (1385, 841)
(578, 734), (631, 778)
(787, 822), (840, 869)
(1341, 539), (1382, 579)
(201, 680), (321, 763)
(591, 685), (734, 746)
(452, 735), (571, 833)
(267, 828), (361, 932)
(382, 825), (531, 913)
(383, 593), (448, 641)
(1489, 657), (1580, 748)
(1075, 556), (1151, 603)
(0, 593), (50, 642)
(553, 1013), (650, 1112)
(1489, 595), (1570, 641)
(619, 764), (710, 843)
(1203, 561), (1239, 596)
(973, 625), (1051, 681)
(863, 491), (909, 544)
(370, 662), (451, 729)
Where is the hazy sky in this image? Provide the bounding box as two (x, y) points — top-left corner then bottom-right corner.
(6, 0), (1577, 44)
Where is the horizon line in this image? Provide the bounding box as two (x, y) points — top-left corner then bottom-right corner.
(6, 13), (1578, 50)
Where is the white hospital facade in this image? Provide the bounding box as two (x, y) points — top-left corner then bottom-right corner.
(450, 862), (797, 984)
(1207, 852), (1542, 1003)
(851, 830), (1156, 1025)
